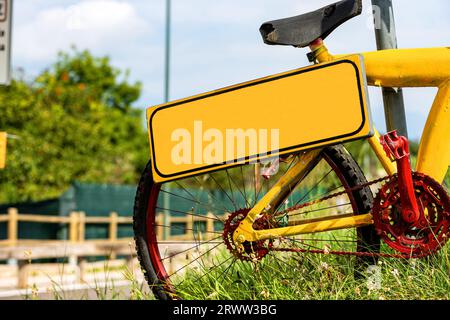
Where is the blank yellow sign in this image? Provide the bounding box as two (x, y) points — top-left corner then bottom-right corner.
(147, 55), (373, 183)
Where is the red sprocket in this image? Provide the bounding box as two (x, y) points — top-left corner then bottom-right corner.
(222, 209), (274, 262)
(372, 172), (450, 258)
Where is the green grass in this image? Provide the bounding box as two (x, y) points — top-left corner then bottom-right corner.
(17, 242), (449, 300)
(168, 244), (450, 300)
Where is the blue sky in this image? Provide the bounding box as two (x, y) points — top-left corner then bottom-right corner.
(11, 0), (450, 141)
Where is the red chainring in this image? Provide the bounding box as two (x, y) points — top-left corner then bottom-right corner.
(372, 172), (450, 258)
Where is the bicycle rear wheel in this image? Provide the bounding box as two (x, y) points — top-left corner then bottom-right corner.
(134, 145), (379, 300)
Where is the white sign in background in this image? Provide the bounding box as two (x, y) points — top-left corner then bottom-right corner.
(0, 0), (12, 85)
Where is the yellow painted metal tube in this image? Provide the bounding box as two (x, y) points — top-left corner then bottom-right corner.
(416, 81), (450, 183)
(324, 46), (450, 88)
(310, 39), (335, 63)
(252, 214), (374, 242)
(368, 128), (397, 175)
(361, 47), (450, 88)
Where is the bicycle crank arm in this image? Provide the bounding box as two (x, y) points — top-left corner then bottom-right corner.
(380, 131), (421, 225)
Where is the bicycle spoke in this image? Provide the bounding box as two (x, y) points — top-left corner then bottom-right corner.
(160, 188), (202, 204)
(167, 242), (223, 279)
(275, 167), (336, 219)
(293, 168), (334, 207)
(290, 237), (356, 243)
(282, 237), (326, 252)
(253, 173), (266, 207)
(329, 231), (353, 250)
(159, 189), (225, 215)
(155, 207), (224, 221)
(154, 223), (222, 235)
(174, 181), (228, 214)
(299, 184), (346, 206)
(216, 257), (238, 282)
(288, 202), (352, 218)
(194, 255), (236, 282)
(210, 173), (238, 211)
(227, 169), (250, 209)
(267, 252), (299, 271)
(240, 166), (250, 207)
(160, 236), (223, 261)
(193, 176), (232, 213)
(175, 181), (197, 200)
(253, 164), (258, 207)
(190, 211), (215, 271)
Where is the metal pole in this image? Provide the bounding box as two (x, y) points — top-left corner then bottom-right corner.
(371, 0), (408, 138)
(164, 0), (171, 103)
(162, 0), (172, 240)
(0, 0), (13, 85)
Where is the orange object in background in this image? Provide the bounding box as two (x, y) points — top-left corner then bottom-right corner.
(0, 132), (6, 169)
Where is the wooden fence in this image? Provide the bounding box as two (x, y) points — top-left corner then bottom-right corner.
(0, 208), (225, 289)
(0, 208), (132, 246)
(0, 208), (223, 247)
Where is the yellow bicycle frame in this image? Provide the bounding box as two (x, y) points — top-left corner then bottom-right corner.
(233, 43), (450, 244)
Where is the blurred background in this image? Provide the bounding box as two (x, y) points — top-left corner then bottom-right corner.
(3, 0), (450, 203)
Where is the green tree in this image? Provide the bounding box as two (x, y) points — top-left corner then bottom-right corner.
(0, 49), (148, 203)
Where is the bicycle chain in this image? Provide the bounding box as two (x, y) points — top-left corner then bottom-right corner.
(275, 175), (392, 218)
(267, 174), (410, 259)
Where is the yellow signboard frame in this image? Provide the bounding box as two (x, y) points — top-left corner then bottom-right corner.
(147, 55), (373, 183)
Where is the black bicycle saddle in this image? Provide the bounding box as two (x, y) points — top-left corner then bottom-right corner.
(260, 0), (362, 48)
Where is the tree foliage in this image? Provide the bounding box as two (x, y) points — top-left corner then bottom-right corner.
(0, 49), (148, 203)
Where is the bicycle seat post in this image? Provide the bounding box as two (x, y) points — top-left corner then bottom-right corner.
(307, 38), (334, 63)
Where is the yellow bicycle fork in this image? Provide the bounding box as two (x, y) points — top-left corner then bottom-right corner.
(233, 42), (450, 245)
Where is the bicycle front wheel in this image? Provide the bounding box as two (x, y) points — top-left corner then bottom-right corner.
(134, 145), (379, 300)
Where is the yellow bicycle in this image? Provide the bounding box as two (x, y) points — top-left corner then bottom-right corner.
(133, 0), (450, 299)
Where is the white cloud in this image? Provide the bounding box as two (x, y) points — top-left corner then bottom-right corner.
(172, 1), (266, 25)
(14, 0), (149, 63)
